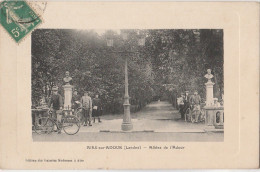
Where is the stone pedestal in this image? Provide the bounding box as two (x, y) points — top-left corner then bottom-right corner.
(205, 81), (215, 106)
(204, 106), (224, 132)
(63, 84), (73, 110)
(204, 107), (215, 129)
(121, 100), (133, 131)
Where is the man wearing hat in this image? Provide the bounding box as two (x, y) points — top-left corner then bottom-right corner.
(183, 91), (191, 120)
(72, 89), (81, 112)
(177, 93), (185, 119)
(48, 86), (63, 133)
(189, 90), (201, 123)
(80, 91), (93, 126)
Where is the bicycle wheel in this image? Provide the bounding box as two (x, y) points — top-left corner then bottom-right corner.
(199, 109), (206, 122)
(75, 108), (84, 125)
(191, 111), (196, 123)
(62, 115), (80, 135)
(185, 108), (191, 122)
(34, 117), (54, 134)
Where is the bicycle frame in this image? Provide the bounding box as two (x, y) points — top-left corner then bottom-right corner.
(34, 108), (80, 135)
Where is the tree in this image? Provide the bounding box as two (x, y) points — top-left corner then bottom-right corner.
(31, 29), (223, 112)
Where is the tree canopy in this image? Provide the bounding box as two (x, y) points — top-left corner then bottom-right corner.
(32, 29), (223, 113)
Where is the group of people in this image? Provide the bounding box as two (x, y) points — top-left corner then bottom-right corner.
(48, 86), (103, 133)
(177, 90), (202, 123)
(72, 90), (103, 126)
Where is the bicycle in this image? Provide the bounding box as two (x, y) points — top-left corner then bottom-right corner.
(74, 107), (93, 126)
(74, 107), (84, 125)
(184, 105), (205, 123)
(33, 108), (81, 135)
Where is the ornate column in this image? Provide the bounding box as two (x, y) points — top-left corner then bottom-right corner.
(204, 69), (215, 106)
(121, 58), (133, 131)
(203, 69), (224, 131)
(204, 107), (216, 129)
(63, 84), (73, 110)
(205, 82), (215, 106)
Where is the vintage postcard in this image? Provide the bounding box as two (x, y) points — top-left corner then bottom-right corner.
(0, 1), (259, 169)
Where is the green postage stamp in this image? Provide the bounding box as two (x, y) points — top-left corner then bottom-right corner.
(0, 0), (42, 43)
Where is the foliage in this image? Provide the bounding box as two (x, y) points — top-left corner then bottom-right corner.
(144, 29), (223, 100)
(31, 29), (223, 112)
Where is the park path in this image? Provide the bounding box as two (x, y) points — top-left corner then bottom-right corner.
(79, 100), (206, 132)
(33, 101), (223, 141)
(130, 101), (205, 132)
(101, 101), (179, 120)
(135, 101), (179, 120)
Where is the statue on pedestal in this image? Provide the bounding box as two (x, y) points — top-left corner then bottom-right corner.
(63, 71), (73, 85)
(204, 69), (214, 83)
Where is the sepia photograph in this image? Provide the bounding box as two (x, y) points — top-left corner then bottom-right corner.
(1, 1), (259, 169)
(31, 29), (224, 142)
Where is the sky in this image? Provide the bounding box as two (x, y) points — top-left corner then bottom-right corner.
(91, 29), (121, 35)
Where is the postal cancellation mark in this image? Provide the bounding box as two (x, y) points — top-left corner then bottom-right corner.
(0, 0), (42, 43)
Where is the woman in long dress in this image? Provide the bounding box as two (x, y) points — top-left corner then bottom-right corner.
(92, 94), (102, 123)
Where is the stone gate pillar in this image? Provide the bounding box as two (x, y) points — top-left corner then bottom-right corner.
(204, 69), (215, 106)
(205, 81), (215, 106)
(63, 84), (73, 110)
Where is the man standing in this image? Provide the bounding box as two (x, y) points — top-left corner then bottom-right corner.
(72, 89), (81, 112)
(184, 91), (190, 103)
(92, 94), (102, 123)
(183, 91), (190, 117)
(189, 90), (201, 123)
(177, 93), (185, 119)
(80, 91), (92, 126)
(48, 86), (63, 133)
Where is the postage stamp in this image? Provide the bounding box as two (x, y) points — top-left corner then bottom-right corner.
(0, 0), (42, 43)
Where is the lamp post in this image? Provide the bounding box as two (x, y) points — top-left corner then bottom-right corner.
(106, 30), (145, 131)
(121, 55), (132, 131)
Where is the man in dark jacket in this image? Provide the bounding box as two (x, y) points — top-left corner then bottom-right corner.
(183, 91), (190, 119)
(177, 93), (185, 119)
(80, 91), (92, 126)
(72, 89), (81, 112)
(48, 86), (63, 133)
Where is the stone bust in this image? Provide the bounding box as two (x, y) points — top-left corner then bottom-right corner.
(204, 69), (214, 82)
(63, 71), (73, 85)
